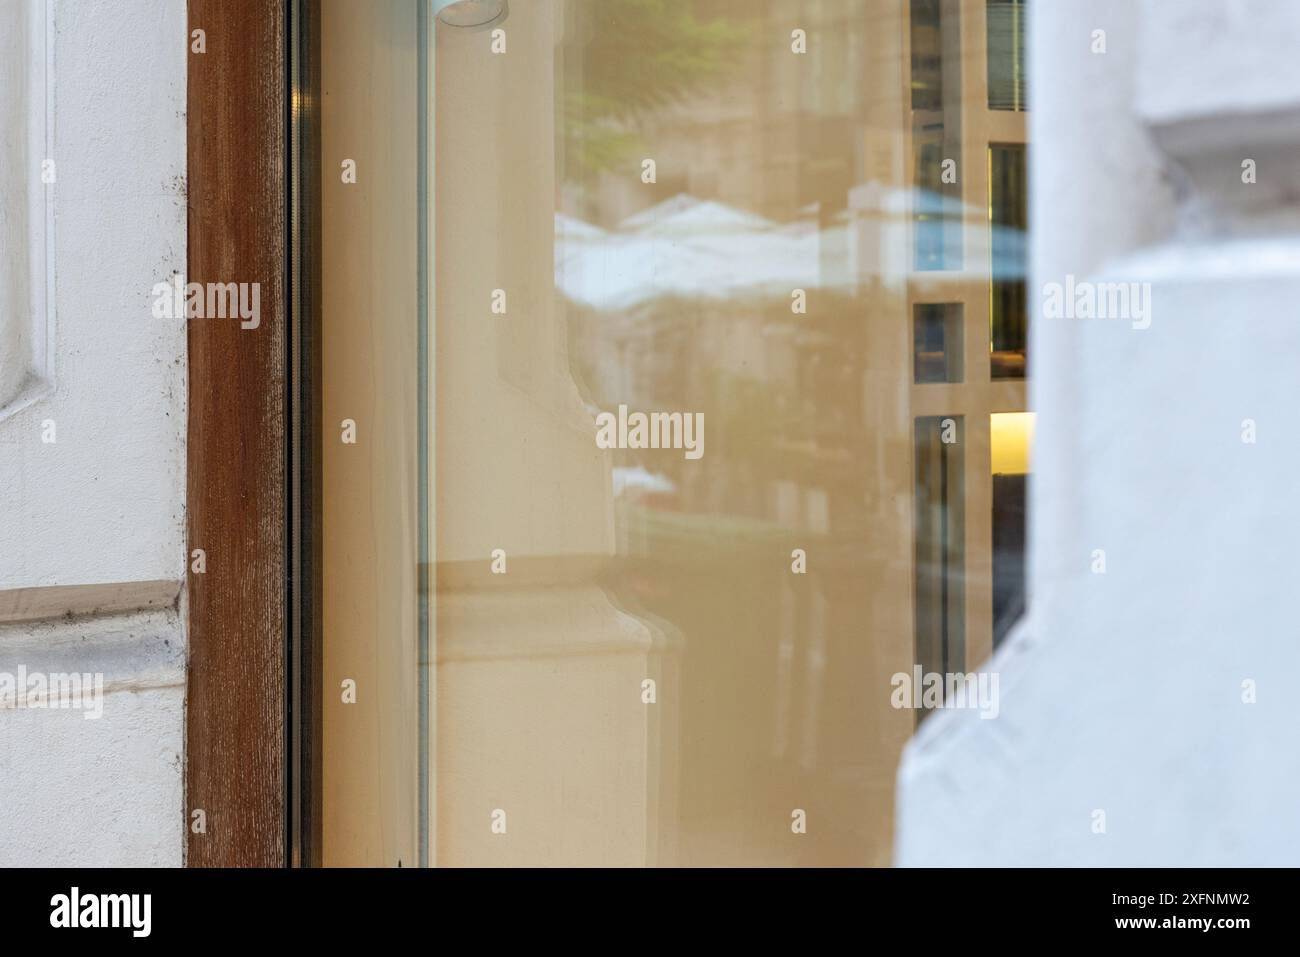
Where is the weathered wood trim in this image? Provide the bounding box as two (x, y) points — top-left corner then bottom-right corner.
(186, 0), (289, 868)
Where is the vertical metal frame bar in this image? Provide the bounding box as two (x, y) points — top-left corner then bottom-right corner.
(418, 0), (433, 869)
(289, 0), (323, 868)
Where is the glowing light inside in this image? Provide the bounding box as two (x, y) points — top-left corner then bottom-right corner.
(991, 411), (1034, 474)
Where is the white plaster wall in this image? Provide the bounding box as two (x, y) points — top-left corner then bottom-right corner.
(0, 610), (185, 866)
(895, 0), (1300, 866)
(0, 0), (187, 592)
(0, 0), (187, 866)
(0, 0), (47, 414)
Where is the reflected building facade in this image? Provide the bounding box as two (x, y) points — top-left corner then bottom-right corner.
(552, 0), (1030, 864)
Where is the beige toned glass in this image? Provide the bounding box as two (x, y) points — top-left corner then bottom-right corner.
(321, 0), (1030, 867)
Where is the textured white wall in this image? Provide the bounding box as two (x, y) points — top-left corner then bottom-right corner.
(0, 610), (184, 866)
(0, 0), (186, 591)
(0, 0), (53, 420)
(0, 0), (187, 866)
(895, 0), (1300, 866)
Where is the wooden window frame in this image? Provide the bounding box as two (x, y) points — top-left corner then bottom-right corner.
(186, 0), (321, 867)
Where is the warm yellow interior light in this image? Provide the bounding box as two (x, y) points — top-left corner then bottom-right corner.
(990, 411), (1034, 474)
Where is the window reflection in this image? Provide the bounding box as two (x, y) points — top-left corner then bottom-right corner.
(328, 0), (1044, 867)
(986, 0), (1027, 111)
(990, 143), (1028, 378)
(914, 303), (963, 383)
(910, 0), (963, 272)
(914, 414), (966, 716)
(910, 0), (944, 111)
(991, 412), (1032, 649)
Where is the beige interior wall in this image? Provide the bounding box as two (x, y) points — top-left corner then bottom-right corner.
(431, 1), (657, 867)
(320, 0), (420, 868)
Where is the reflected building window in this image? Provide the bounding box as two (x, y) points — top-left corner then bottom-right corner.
(990, 143), (1028, 378)
(911, 0), (944, 111)
(914, 414), (965, 718)
(914, 303), (963, 384)
(991, 412), (1032, 649)
(911, 0), (963, 272)
(987, 0), (1027, 111)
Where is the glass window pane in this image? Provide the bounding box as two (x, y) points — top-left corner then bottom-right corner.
(990, 412), (1032, 649)
(914, 303), (963, 383)
(317, 0), (1033, 867)
(910, 0), (944, 111)
(914, 414), (965, 714)
(987, 0), (1027, 111)
(990, 143), (1028, 378)
(911, 0), (963, 272)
